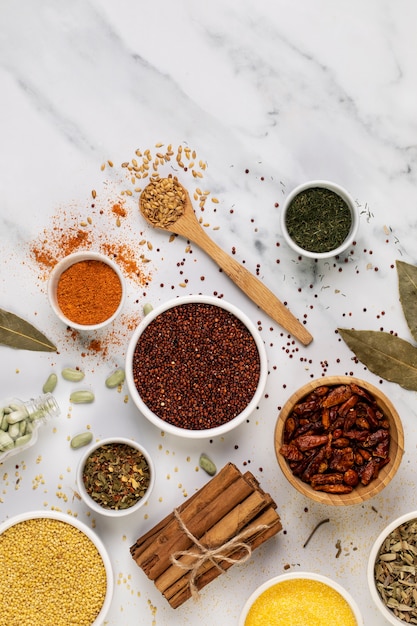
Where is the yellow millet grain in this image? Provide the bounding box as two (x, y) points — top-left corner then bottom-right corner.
(0, 517), (107, 626)
(245, 579), (357, 626)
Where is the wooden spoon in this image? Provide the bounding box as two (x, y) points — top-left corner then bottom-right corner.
(140, 179), (313, 345)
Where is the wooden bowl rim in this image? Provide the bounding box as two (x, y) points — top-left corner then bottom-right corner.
(274, 376), (404, 506)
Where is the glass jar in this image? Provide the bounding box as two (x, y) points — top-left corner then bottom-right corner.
(0, 393), (60, 462)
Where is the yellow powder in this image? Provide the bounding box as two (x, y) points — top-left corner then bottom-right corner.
(245, 578), (357, 626)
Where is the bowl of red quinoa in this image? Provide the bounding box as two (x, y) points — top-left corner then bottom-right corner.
(274, 376), (404, 506)
(0, 510), (113, 625)
(76, 437), (155, 517)
(125, 295), (268, 438)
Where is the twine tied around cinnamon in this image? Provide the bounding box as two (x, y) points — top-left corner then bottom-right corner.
(170, 508), (269, 600)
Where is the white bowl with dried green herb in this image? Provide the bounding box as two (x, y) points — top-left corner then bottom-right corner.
(280, 180), (359, 259)
(368, 511), (417, 625)
(76, 437), (155, 517)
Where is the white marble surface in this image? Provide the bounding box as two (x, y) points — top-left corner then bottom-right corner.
(1, 1), (417, 624)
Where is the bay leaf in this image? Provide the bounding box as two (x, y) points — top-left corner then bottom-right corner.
(0, 308), (57, 352)
(338, 328), (417, 391)
(397, 260), (417, 342)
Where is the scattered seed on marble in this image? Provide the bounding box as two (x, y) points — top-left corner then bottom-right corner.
(70, 390), (95, 404)
(143, 303), (153, 316)
(199, 453), (217, 476)
(70, 432), (93, 449)
(62, 368), (85, 382)
(105, 369), (125, 389)
(42, 373), (58, 394)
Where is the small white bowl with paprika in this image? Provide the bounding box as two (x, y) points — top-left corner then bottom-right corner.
(47, 250), (126, 331)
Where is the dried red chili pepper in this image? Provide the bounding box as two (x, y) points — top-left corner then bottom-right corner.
(279, 383), (391, 493)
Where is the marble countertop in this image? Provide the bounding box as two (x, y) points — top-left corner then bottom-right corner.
(1, 1), (417, 624)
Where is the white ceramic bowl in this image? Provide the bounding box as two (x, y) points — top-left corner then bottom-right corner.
(48, 250), (126, 331)
(125, 295), (268, 439)
(239, 572), (363, 626)
(368, 511), (417, 625)
(280, 180), (359, 259)
(0, 510), (113, 625)
(76, 436), (155, 517)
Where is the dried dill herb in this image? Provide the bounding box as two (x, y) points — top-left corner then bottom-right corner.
(82, 443), (151, 510)
(285, 187), (352, 253)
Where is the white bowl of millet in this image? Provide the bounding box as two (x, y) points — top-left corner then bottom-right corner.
(0, 510), (113, 626)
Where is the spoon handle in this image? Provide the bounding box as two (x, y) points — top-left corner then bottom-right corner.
(175, 221), (313, 345)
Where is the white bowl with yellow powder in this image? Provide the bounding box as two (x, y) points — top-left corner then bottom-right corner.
(48, 250), (126, 331)
(0, 510), (114, 626)
(239, 571), (363, 626)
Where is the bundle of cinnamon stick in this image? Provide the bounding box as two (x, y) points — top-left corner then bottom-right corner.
(130, 462), (282, 608)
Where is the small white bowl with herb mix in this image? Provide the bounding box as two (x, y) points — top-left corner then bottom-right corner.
(0, 510), (113, 626)
(47, 250), (126, 331)
(280, 180), (359, 259)
(76, 437), (155, 517)
(125, 294), (268, 439)
(239, 572), (363, 626)
(368, 511), (417, 625)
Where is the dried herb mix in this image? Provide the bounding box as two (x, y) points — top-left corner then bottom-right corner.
(285, 187), (352, 253)
(132, 303), (261, 430)
(82, 443), (151, 510)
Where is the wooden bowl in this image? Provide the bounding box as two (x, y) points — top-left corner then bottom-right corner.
(274, 376), (404, 506)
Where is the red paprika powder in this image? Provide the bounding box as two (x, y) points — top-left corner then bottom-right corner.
(56, 260), (123, 325)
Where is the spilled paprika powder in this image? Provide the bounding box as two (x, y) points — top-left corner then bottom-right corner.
(56, 259), (123, 325)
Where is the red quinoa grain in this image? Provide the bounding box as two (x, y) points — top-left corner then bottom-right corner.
(132, 303), (261, 429)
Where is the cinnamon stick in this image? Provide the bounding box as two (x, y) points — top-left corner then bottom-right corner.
(131, 463), (241, 555)
(130, 463), (282, 610)
(130, 462), (242, 568)
(155, 488), (275, 595)
(165, 507), (282, 608)
(131, 463), (247, 580)
(134, 471), (258, 579)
